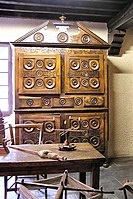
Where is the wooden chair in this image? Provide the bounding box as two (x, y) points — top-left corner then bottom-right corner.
(119, 179), (133, 199)
(17, 170), (114, 199)
(4, 122), (44, 199)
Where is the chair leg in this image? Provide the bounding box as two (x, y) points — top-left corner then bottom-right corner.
(4, 176), (8, 199)
(123, 189), (128, 199)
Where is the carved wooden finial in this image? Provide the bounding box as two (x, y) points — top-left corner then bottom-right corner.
(59, 15), (66, 23)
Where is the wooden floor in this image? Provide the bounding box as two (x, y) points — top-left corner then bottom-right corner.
(0, 157), (133, 199)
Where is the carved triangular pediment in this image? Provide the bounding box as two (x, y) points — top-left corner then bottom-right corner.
(14, 20), (110, 49)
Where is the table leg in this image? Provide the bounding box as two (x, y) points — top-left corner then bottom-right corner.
(4, 176), (7, 199)
(90, 164), (100, 189)
(79, 172), (86, 199)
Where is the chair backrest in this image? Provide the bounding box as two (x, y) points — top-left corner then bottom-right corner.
(0, 109), (5, 144)
(9, 122), (44, 145)
(18, 185), (38, 199)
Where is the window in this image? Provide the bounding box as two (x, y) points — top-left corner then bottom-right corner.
(0, 43), (12, 116)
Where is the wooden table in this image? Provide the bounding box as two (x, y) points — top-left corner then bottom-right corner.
(0, 143), (105, 198)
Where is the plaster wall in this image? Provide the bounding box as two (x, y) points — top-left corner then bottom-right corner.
(108, 26), (133, 157)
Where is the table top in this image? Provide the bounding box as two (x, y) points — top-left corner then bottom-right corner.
(0, 143), (105, 176)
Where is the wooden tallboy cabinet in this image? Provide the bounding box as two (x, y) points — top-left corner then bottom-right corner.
(12, 21), (110, 155)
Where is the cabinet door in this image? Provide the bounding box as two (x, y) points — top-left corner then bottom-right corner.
(18, 54), (61, 94)
(17, 113), (61, 144)
(62, 112), (107, 153)
(64, 54), (105, 94)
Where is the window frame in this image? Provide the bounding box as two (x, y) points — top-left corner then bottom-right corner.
(0, 42), (12, 117)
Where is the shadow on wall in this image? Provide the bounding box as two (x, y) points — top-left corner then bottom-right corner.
(119, 26), (133, 56)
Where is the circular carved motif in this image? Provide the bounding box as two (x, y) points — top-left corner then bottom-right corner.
(90, 97), (98, 105)
(36, 70), (43, 77)
(24, 140), (35, 144)
(36, 60), (44, 68)
(81, 120), (89, 128)
(36, 79), (44, 87)
(71, 120), (79, 129)
(89, 60), (99, 70)
(89, 118), (100, 129)
(42, 98), (51, 106)
(81, 60), (89, 69)
(70, 60), (80, 70)
(81, 138), (89, 143)
(45, 78), (55, 89)
(89, 78), (100, 88)
(45, 59), (55, 70)
(26, 99), (34, 107)
(90, 136), (100, 147)
(81, 78), (89, 87)
(70, 78), (80, 89)
(44, 121), (54, 133)
(81, 34), (90, 44)
(57, 32), (68, 43)
(24, 59), (34, 70)
(71, 137), (80, 143)
(33, 32), (44, 42)
(59, 98), (66, 105)
(24, 78), (34, 89)
(24, 121), (34, 133)
(75, 97), (83, 106)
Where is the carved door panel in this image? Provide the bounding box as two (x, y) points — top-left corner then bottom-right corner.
(18, 114), (61, 144)
(62, 112), (107, 152)
(18, 54), (61, 94)
(64, 54), (104, 94)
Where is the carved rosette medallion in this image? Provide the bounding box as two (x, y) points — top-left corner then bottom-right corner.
(24, 59), (35, 70)
(42, 98), (51, 106)
(81, 34), (90, 44)
(89, 78), (100, 88)
(70, 78), (80, 88)
(26, 99), (34, 107)
(90, 136), (100, 147)
(89, 60), (99, 70)
(24, 78), (35, 89)
(71, 120), (80, 129)
(45, 59), (56, 70)
(44, 121), (54, 133)
(89, 118), (100, 129)
(59, 98), (66, 106)
(81, 120), (89, 128)
(33, 32), (44, 42)
(70, 59), (80, 70)
(57, 32), (68, 43)
(74, 97), (83, 106)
